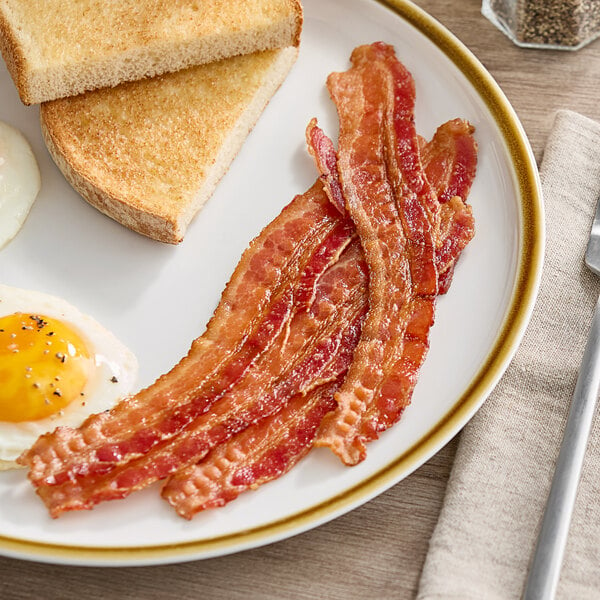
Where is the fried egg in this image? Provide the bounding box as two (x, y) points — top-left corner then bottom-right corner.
(0, 284), (138, 468)
(0, 121), (41, 249)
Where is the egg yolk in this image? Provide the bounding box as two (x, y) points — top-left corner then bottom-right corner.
(0, 313), (93, 422)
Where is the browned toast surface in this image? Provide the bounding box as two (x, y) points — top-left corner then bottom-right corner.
(0, 0), (302, 104)
(41, 47), (299, 243)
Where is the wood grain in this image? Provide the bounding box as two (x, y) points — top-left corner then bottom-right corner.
(4, 1), (600, 597)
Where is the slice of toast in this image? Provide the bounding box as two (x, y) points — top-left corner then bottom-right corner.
(40, 47), (298, 244)
(0, 0), (302, 104)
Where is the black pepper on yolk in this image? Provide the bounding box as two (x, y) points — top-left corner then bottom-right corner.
(0, 313), (93, 422)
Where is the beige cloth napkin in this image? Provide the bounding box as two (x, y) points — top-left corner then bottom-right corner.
(417, 110), (600, 600)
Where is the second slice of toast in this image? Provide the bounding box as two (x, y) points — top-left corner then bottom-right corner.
(41, 47), (298, 244)
(0, 0), (302, 104)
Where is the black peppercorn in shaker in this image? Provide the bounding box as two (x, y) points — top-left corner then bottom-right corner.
(482, 0), (600, 50)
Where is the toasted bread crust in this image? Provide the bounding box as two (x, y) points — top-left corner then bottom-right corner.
(41, 47), (299, 244)
(0, 4), (28, 102)
(290, 0), (304, 47)
(0, 0), (303, 105)
(41, 120), (181, 242)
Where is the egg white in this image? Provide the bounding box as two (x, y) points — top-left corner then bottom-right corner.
(0, 120), (41, 249)
(0, 284), (139, 467)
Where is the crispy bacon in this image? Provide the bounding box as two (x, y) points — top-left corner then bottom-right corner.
(306, 118), (346, 215)
(435, 196), (475, 293)
(163, 383), (339, 519)
(420, 119), (477, 292)
(19, 42), (479, 518)
(162, 114), (479, 515)
(163, 113), (479, 515)
(33, 242), (367, 516)
(421, 118), (478, 204)
(315, 42), (438, 465)
(162, 244), (368, 518)
(307, 116), (476, 296)
(19, 182), (354, 489)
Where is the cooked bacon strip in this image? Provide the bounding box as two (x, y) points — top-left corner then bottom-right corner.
(19, 182), (354, 488)
(315, 42), (438, 465)
(435, 196), (475, 293)
(420, 119), (477, 292)
(421, 118), (478, 204)
(163, 383), (339, 519)
(162, 117), (479, 516)
(163, 115), (479, 515)
(33, 242), (367, 516)
(306, 118), (346, 215)
(307, 115), (476, 295)
(22, 43), (479, 517)
(161, 244), (367, 518)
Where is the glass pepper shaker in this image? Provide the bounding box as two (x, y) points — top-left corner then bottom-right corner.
(482, 0), (600, 50)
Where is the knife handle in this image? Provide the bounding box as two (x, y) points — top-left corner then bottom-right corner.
(523, 295), (600, 600)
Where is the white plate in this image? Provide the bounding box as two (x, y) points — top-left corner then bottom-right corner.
(0, 0), (543, 565)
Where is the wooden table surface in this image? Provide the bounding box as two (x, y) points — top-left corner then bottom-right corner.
(4, 1), (600, 598)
